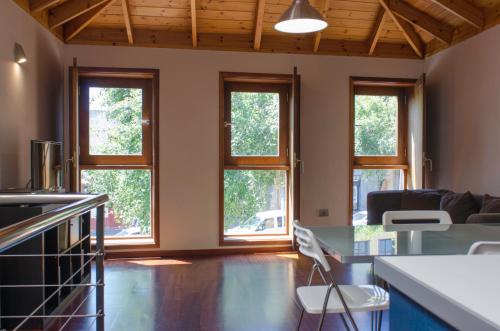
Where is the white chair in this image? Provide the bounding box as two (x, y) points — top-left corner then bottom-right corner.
(382, 210), (452, 225)
(468, 241), (500, 255)
(293, 220), (389, 331)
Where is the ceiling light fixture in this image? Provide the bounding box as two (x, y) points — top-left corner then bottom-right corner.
(14, 43), (27, 64)
(274, 0), (327, 34)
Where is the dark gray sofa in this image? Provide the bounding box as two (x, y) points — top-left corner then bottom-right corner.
(367, 189), (500, 225)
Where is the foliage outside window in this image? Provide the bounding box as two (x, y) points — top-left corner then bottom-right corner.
(354, 95), (398, 156)
(230, 92), (280, 156)
(89, 87), (143, 155)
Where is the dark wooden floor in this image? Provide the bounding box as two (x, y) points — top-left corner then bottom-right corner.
(56, 253), (388, 331)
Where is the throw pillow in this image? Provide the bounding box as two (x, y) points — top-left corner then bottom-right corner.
(480, 194), (500, 213)
(440, 191), (480, 224)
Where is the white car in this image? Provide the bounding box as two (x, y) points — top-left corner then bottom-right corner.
(352, 211), (368, 226)
(226, 210), (286, 234)
(114, 226), (142, 236)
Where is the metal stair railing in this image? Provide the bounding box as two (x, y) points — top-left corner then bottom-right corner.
(0, 193), (108, 331)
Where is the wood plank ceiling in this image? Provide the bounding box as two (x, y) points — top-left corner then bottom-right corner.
(13, 0), (500, 58)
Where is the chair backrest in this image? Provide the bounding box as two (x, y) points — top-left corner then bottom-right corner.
(383, 210), (452, 225)
(468, 241), (500, 255)
(293, 220), (331, 272)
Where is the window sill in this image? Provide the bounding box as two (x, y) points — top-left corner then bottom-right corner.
(221, 235), (293, 247)
(92, 237), (158, 250)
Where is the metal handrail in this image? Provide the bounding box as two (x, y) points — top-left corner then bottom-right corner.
(0, 193), (108, 331)
(0, 193), (108, 253)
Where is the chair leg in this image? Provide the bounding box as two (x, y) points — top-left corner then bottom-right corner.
(317, 309), (327, 331)
(317, 284), (334, 331)
(340, 313), (351, 331)
(377, 310), (383, 331)
(307, 264), (319, 286)
(296, 307), (305, 331)
(332, 286), (359, 331)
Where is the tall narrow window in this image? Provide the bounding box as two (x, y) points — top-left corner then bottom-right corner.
(221, 75), (291, 244)
(78, 70), (159, 246)
(350, 82), (409, 225)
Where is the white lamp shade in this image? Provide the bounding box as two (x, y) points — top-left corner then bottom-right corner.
(274, 0), (328, 33)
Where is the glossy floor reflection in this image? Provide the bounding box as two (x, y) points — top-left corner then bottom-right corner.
(54, 253), (388, 331)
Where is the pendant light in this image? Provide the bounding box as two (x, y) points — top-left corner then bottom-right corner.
(274, 0), (327, 34)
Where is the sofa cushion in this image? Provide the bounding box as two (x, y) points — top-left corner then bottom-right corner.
(400, 190), (442, 210)
(480, 194), (500, 213)
(440, 191), (480, 224)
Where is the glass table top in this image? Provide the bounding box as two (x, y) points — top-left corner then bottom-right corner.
(308, 224), (500, 263)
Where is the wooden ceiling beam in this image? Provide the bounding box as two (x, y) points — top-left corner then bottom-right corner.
(30, 0), (61, 13)
(380, 0), (424, 57)
(49, 0), (110, 29)
(313, 0), (330, 52)
(394, 15), (425, 57)
(63, 0), (113, 41)
(121, 0), (133, 44)
(68, 27), (421, 59)
(253, 0), (266, 49)
(367, 8), (387, 56)
(380, 0), (453, 44)
(190, 0), (198, 47)
(428, 0), (484, 29)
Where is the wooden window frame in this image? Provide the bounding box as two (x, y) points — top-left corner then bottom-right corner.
(349, 77), (416, 223)
(76, 67), (160, 249)
(219, 72), (292, 246)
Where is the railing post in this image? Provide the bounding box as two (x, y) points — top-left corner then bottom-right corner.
(96, 205), (105, 331)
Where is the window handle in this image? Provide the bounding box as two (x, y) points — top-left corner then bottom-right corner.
(293, 152), (304, 174)
(142, 119), (151, 126)
(224, 121), (232, 128)
(423, 152), (433, 172)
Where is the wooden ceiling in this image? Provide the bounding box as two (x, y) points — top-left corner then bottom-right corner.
(13, 0), (500, 58)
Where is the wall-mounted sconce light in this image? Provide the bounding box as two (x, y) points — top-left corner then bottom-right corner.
(14, 43), (27, 64)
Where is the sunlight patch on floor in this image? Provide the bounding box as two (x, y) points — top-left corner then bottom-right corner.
(127, 258), (192, 266)
(276, 253), (299, 260)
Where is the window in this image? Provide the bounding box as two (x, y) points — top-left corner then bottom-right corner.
(221, 74), (291, 244)
(350, 80), (410, 225)
(354, 240), (370, 255)
(378, 239), (395, 255)
(78, 70), (159, 246)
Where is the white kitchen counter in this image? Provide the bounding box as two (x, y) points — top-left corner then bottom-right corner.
(375, 255), (500, 331)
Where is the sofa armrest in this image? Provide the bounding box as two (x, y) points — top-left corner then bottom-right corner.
(466, 213), (500, 224)
(366, 190), (404, 225)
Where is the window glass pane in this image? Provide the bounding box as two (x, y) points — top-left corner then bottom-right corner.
(230, 92), (280, 156)
(354, 95), (398, 156)
(89, 87), (143, 155)
(352, 169), (404, 225)
(81, 169), (151, 237)
(224, 170), (286, 235)
(378, 239), (395, 255)
(354, 241), (370, 255)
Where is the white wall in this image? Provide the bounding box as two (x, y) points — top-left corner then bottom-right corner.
(0, 1), (64, 189)
(64, 45), (423, 250)
(425, 25), (500, 196)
